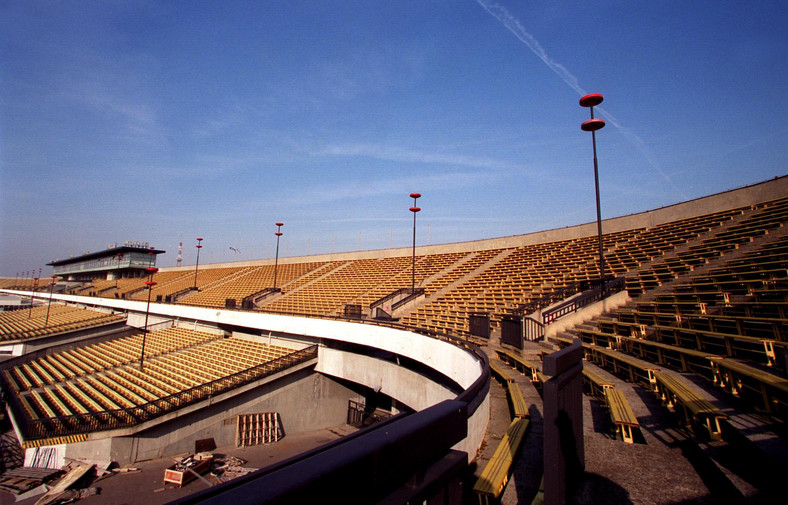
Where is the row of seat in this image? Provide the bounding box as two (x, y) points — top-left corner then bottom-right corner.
(181, 262), (326, 308)
(409, 206), (753, 336)
(14, 332), (302, 426)
(5, 327), (221, 391)
(556, 336), (729, 440)
(475, 352), (533, 503)
(626, 197), (788, 297)
(0, 305), (125, 342)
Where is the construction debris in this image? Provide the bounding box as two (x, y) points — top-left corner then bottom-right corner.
(49, 487), (99, 504)
(0, 467), (62, 495)
(163, 455), (212, 488)
(209, 455), (258, 483)
(35, 464), (94, 505)
(111, 467), (140, 474)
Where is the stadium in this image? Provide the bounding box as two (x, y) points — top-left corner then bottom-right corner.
(0, 176), (786, 504)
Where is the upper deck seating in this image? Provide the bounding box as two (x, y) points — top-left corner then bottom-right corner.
(0, 305), (125, 342)
(4, 329), (313, 441)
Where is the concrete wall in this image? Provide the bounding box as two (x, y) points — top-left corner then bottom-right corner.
(316, 346), (457, 411)
(64, 367), (357, 464)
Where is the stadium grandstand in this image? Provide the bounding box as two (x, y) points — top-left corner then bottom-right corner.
(0, 176), (786, 504)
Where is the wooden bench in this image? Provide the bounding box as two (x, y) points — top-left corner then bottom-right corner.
(507, 382), (529, 419)
(582, 367), (615, 399)
(649, 324), (779, 367)
(709, 358), (788, 415)
(604, 388), (641, 444)
(584, 344), (661, 390)
(653, 372), (727, 440)
(490, 361), (515, 383)
(473, 417), (530, 504)
(616, 335), (721, 378)
(495, 349), (541, 381)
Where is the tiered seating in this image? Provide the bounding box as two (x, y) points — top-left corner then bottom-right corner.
(402, 206), (759, 337)
(111, 271), (187, 299)
(400, 249), (504, 333)
(353, 251), (470, 309)
(626, 197), (788, 296)
(130, 267), (243, 301)
(561, 223), (788, 429)
(180, 262), (327, 308)
(0, 305), (125, 341)
(5, 327), (221, 392)
(263, 257), (415, 316)
(614, 208), (746, 291)
(9, 330), (307, 435)
(401, 241), (569, 335)
(709, 358), (788, 416)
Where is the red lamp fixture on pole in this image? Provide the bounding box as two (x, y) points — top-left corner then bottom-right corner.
(579, 93), (607, 287)
(409, 193), (421, 293)
(272, 223), (284, 291)
(193, 237), (203, 290)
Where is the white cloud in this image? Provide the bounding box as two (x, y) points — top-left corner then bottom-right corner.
(318, 142), (530, 173)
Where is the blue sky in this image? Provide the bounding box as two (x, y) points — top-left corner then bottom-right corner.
(2, 1), (786, 276)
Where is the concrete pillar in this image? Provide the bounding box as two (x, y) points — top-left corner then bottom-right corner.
(543, 338), (584, 505)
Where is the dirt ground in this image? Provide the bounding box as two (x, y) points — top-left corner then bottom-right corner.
(0, 425), (355, 505)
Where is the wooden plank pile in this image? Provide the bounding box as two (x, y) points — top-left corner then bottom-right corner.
(0, 467), (63, 495)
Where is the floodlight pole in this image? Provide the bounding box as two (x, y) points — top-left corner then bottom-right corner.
(44, 276), (57, 328)
(140, 250), (158, 371)
(193, 238), (203, 290)
(273, 223), (284, 291)
(580, 93), (607, 287)
(409, 193), (421, 293)
(28, 276), (39, 318)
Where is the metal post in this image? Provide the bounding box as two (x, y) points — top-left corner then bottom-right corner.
(44, 276), (57, 328)
(409, 193), (421, 293)
(140, 265), (158, 370)
(273, 223), (284, 290)
(193, 237), (203, 290)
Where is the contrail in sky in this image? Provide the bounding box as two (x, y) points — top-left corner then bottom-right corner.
(475, 0), (687, 198)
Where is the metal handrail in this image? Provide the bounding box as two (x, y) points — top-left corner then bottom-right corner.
(542, 277), (625, 325)
(368, 287), (424, 309)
